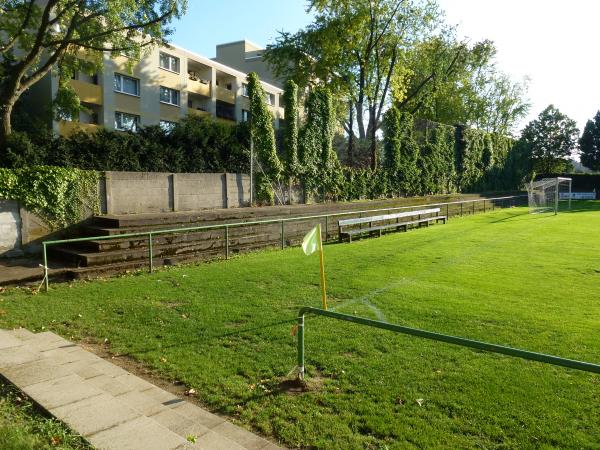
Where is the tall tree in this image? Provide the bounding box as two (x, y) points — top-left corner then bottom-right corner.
(579, 111), (600, 171)
(265, 0), (441, 169)
(396, 37), (529, 134)
(520, 105), (578, 174)
(0, 0), (186, 151)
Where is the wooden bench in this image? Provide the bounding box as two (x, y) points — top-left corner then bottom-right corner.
(338, 208), (446, 242)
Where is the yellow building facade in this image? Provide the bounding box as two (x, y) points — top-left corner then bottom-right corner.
(49, 41), (283, 137)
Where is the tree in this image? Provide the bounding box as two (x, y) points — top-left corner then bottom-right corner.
(395, 37), (529, 134)
(520, 105), (578, 174)
(0, 0), (186, 151)
(579, 111), (600, 171)
(282, 79), (299, 179)
(265, 0), (442, 169)
(247, 72), (283, 204)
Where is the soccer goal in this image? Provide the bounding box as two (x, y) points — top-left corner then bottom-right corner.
(526, 177), (572, 214)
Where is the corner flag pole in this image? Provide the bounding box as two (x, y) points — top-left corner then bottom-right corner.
(317, 224), (328, 310)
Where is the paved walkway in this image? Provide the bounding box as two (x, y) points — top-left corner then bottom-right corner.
(0, 328), (282, 450)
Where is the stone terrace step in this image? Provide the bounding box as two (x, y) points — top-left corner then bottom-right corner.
(0, 328), (283, 450)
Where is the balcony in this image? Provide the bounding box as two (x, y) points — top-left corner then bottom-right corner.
(187, 78), (211, 97)
(188, 108), (211, 119)
(69, 79), (102, 105)
(215, 85), (235, 104)
(58, 121), (101, 137)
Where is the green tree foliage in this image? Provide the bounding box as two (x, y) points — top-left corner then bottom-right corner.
(265, 0), (441, 169)
(579, 111), (600, 171)
(0, 0), (186, 151)
(247, 72), (283, 204)
(0, 116), (250, 174)
(282, 79), (300, 178)
(298, 87), (342, 200)
(396, 37), (529, 134)
(520, 105), (578, 174)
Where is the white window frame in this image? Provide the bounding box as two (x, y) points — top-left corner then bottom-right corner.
(114, 73), (140, 97)
(265, 92), (275, 105)
(242, 83), (249, 97)
(115, 111), (140, 132)
(159, 52), (180, 73)
(241, 109), (250, 123)
(159, 86), (180, 107)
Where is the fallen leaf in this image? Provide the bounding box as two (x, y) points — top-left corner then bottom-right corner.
(416, 398), (424, 407)
(186, 435), (197, 443)
(51, 436), (62, 446)
(160, 357), (167, 363)
(290, 325), (298, 336)
(184, 388), (196, 396)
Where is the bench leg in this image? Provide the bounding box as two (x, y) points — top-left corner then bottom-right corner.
(349, 235), (353, 243)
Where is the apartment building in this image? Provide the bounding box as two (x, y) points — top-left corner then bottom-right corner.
(37, 41), (284, 137)
(213, 40), (281, 87)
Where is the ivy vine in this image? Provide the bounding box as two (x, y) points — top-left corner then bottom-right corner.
(0, 166), (100, 230)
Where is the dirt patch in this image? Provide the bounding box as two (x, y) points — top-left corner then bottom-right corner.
(278, 376), (326, 395)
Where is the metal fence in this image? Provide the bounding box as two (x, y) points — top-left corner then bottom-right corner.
(295, 307), (600, 379)
(41, 194), (527, 291)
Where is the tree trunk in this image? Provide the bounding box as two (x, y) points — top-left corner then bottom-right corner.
(347, 102), (354, 166)
(0, 98), (15, 152)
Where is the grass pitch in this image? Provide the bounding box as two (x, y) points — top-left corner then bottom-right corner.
(1, 202), (599, 449)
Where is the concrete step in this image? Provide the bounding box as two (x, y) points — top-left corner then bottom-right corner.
(0, 328), (283, 450)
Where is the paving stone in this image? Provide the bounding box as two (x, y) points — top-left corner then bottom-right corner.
(261, 443), (285, 450)
(88, 416), (188, 450)
(51, 393), (140, 437)
(0, 346), (40, 369)
(211, 421), (272, 450)
(148, 409), (205, 437)
(72, 363), (105, 380)
(0, 329), (25, 349)
(3, 358), (71, 387)
(116, 388), (171, 416)
(23, 373), (104, 409)
(85, 374), (133, 396)
(189, 429), (247, 450)
(172, 402), (225, 429)
(90, 359), (130, 378)
(113, 373), (156, 392)
(9, 328), (35, 340)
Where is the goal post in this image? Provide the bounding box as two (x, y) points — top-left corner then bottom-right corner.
(526, 177), (572, 215)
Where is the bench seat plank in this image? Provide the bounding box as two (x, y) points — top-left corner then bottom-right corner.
(339, 215), (446, 241)
(338, 208), (441, 227)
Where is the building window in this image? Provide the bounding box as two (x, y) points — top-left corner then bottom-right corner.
(242, 83), (249, 97)
(160, 120), (177, 132)
(241, 109), (250, 122)
(159, 52), (180, 73)
(114, 73), (140, 96)
(265, 93), (275, 106)
(115, 111), (140, 131)
(160, 86), (180, 106)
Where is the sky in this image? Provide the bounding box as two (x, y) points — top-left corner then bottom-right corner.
(172, 0), (599, 133)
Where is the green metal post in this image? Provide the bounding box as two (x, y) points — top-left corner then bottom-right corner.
(460, 203), (463, 216)
(148, 232), (153, 273)
(280, 221), (285, 249)
(225, 226), (230, 259)
(43, 242), (49, 292)
(446, 204), (449, 219)
(483, 200), (486, 213)
(297, 313), (305, 379)
(472, 200), (475, 215)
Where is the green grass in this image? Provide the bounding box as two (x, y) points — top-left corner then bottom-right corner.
(0, 382), (90, 450)
(1, 202), (599, 449)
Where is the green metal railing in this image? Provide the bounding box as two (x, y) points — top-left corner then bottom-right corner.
(295, 307), (600, 379)
(41, 194), (527, 291)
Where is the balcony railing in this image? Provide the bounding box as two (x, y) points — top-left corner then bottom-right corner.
(188, 108), (211, 119)
(215, 85), (235, 104)
(69, 79), (102, 105)
(187, 78), (211, 97)
(58, 121), (101, 137)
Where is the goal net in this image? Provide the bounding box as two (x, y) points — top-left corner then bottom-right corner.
(526, 177), (572, 214)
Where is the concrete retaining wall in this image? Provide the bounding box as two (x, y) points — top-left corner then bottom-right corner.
(103, 171), (250, 215)
(0, 200), (21, 257)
